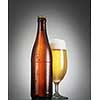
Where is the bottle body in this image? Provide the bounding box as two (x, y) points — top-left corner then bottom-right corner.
(31, 16), (52, 98)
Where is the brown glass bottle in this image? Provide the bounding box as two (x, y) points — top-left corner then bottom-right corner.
(31, 16), (52, 99)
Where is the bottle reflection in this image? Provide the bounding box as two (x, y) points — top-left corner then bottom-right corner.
(32, 97), (67, 100)
(32, 97), (52, 100)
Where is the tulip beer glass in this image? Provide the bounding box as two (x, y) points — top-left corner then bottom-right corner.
(51, 39), (68, 99)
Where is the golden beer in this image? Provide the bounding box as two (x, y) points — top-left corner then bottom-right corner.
(52, 49), (67, 83)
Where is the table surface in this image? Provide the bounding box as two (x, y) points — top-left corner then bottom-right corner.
(15, 97), (79, 100)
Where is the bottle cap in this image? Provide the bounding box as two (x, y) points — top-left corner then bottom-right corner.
(37, 16), (46, 22)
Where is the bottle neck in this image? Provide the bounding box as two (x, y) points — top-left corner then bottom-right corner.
(38, 20), (46, 33)
(36, 18), (49, 44)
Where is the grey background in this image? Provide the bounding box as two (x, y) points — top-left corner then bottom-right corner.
(9, 0), (91, 100)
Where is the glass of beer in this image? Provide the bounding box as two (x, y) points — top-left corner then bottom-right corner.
(51, 39), (68, 99)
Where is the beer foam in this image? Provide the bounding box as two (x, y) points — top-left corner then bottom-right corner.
(50, 39), (66, 49)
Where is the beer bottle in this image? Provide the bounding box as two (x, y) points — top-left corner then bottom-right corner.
(31, 16), (52, 99)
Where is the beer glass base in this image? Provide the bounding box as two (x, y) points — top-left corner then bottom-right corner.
(53, 93), (68, 99)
